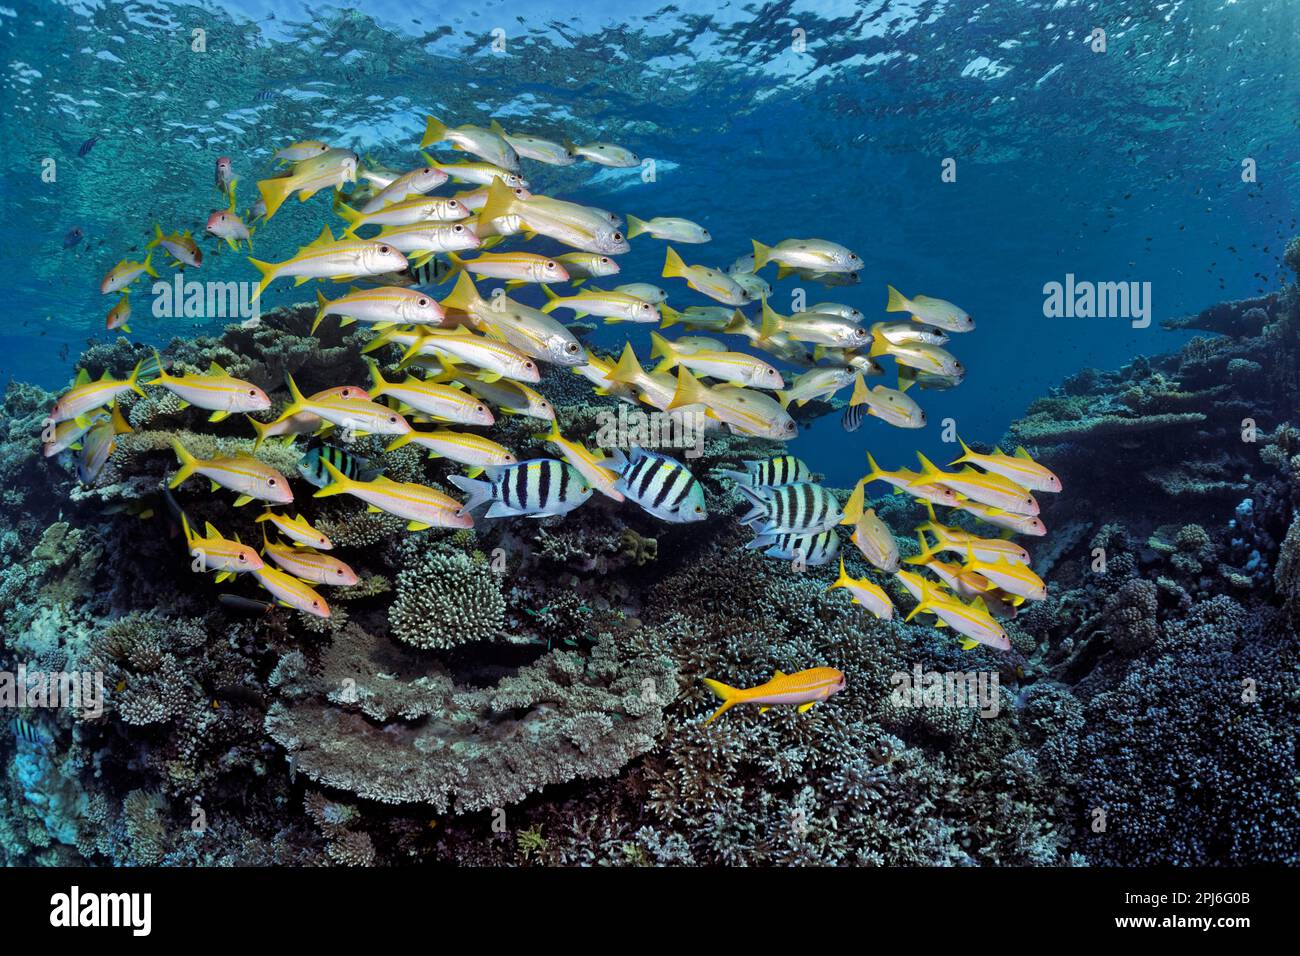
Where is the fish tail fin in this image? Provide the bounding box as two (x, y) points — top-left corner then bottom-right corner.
(897, 365), (918, 393)
(750, 238), (772, 271)
(661, 246), (687, 280)
(249, 417), (274, 452)
(145, 223), (163, 250)
(419, 114), (448, 149)
(951, 436), (974, 466)
(903, 531), (937, 565)
(180, 512), (195, 550)
(441, 270), (481, 314)
(667, 365), (709, 411)
(840, 478), (865, 525)
(247, 256), (278, 301)
(734, 483), (767, 525)
(829, 556), (854, 591)
(141, 251), (158, 278)
(311, 290), (332, 334)
(446, 473), (492, 513)
(863, 452), (885, 484)
(649, 330), (677, 369)
(384, 432), (414, 452)
(607, 342), (645, 386)
(700, 678), (741, 726)
(312, 459), (355, 498)
(626, 214), (646, 239)
(775, 390), (792, 409)
(538, 283), (561, 313)
(759, 298), (782, 339)
(332, 193), (364, 236)
(281, 371), (308, 417)
(477, 177), (517, 231)
(885, 284), (908, 313)
(367, 359), (390, 398)
(659, 304), (682, 328)
(169, 438), (199, 488)
(122, 356), (148, 397)
(256, 174), (295, 221)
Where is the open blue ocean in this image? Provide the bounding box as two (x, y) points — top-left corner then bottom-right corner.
(1, 0), (1298, 885)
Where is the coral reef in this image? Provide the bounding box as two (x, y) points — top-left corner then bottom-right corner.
(3, 263), (1299, 866)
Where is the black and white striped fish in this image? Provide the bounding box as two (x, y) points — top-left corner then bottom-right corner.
(10, 717), (52, 749)
(841, 402), (868, 432)
(745, 529), (841, 565)
(449, 459), (592, 518)
(613, 447), (707, 522)
(737, 481), (843, 535)
(720, 454), (811, 488)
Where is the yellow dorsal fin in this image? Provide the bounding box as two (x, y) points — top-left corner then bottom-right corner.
(306, 225), (335, 248)
(74, 368), (91, 387)
(1014, 446), (1032, 459)
(209, 361), (227, 376)
(773, 670), (786, 678)
(204, 521), (220, 538)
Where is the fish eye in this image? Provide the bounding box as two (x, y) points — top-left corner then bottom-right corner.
(525, 361), (535, 369)
(311, 600), (319, 607)
(238, 554), (246, 563)
(422, 167), (432, 174)
(453, 224), (464, 232)
(613, 233), (623, 241)
(694, 505), (703, 513)
(389, 415), (399, 423)
(248, 389), (257, 396)
(545, 261), (557, 270)
(600, 258), (610, 265)
(565, 342), (579, 353)
(418, 297), (429, 306)
(476, 404), (486, 412)
(378, 245), (390, 253)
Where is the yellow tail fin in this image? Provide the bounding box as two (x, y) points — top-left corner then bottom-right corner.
(661, 246), (687, 280)
(419, 114), (448, 150)
(441, 271), (481, 314)
(648, 331), (677, 369)
(885, 284), (908, 313)
(667, 365), (709, 411)
(312, 459), (355, 498)
(626, 214), (646, 239)
(841, 478), (865, 525)
(169, 438), (199, 489)
(256, 174), (296, 222)
(751, 239), (772, 270)
(759, 298), (782, 340)
(477, 178), (518, 233)
(367, 359), (391, 398)
(700, 677), (741, 726)
(606, 343), (645, 386)
(247, 256), (279, 301)
(828, 556), (854, 591)
(659, 304), (682, 328)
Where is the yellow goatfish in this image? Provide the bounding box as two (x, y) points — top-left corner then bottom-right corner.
(420, 116), (521, 172)
(181, 514), (263, 582)
(274, 372), (410, 437)
(951, 439), (1062, 493)
(313, 459), (473, 532)
(440, 272), (586, 367)
(100, 253), (158, 294)
(368, 361), (494, 425)
(650, 331), (783, 389)
(257, 147), (358, 220)
(532, 420), (624, 501)
(50, 360), (148, 425)
(169, 438), (293, 506)
(885, 285), (974, 333)
(248, 226), (408, 300)
(252, 564), (331, 619)
(255, 511), (333, 550)
(911, 453), (1039, 516)
(448, 250), (569, 284)
(700, 667), (846, 725)
(400, 327), (541, 384)
(863, 452), (963, 508)
(147, 350), (270, 422)
(954, 500), (1048, 537)
(840, 480), (900, 572)
(540, 284), (660, 324)
(272, 140), (331, 165)
(386, 429), (517, 477)
(666, 366), (797, 440)
(961, 548), (1047, 602)
(905, 581), (1010, 651)
(312, 285), (445, 334)
(261, 531), (357, 587)
(661, 247), (750, 306)
(828, 557), (894, 620)
(909, 515), (1031, 566)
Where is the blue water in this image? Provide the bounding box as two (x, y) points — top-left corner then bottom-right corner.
(2, 0), (1296, 486)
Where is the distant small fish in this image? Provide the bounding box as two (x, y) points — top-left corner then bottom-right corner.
(217, 593), (276, 615)
(63, 227), (85, 249)
(78, 136), (99, 157)
(10, 716), (53, 748)
(254, 89), (278, 102)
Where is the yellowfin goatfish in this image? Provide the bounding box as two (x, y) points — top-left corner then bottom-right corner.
(169, 438), (293, 506)
(439, 273), (585, 367)
(447, 250), (569, 285)
(827, 558), (894, 619)
(312, 285), (445, 334)
(905, 581), (1010, 651)
(760, 300), (868, 348)
(738, 480), (843, 535)
(420, 154), (527, 189)
(840, 480), (900, 572)
(951, 440), (1062, 493)
(700, 667), (845, 725)
(255, 511), (333, 550)
(626, 215), (710, 243)
(843, 373), (925, 430)
(748, 529), (840, 565)
(533, 420), (625, 501)
(478, 180), (627, 254)
(911, 506), (1030, 564)
(386, 428), (517, 477)
(602, 344), (690, 412)
(488, 121), (576, 166)
(368, 361), (494, 425)
(182, 514), (263, 582)
(77, 404), (133, 484)
(862, 452), (963, 508)
(248, 384), (371, 449)
(449, 459), (593, 519)
(659, 305), (741, 332)
(402, 327), (541, 384)
(885, 285), (974, 333)
(953, 499), (1048, 537)
(555, 251), (620, 283)
(777, 366), (855, 409)
(651, 332), (782, 389)
(365, 220), (480, 263)
(613, 282), (667, 303)
(335, 193), (470, 233)
(49, 361), (148, 425)
(314, 458), (473, 531)
(273, 140), (330, 165)
(661, 247), (751, 306)
(207, 181), (255, 251)
(421, 116), (521, 172)
(454, 374), (554, 421)
(43, 414), (104, 458)
(274, 373), (410, 436)
(248, 226), (408, 300)
(751, 237), (861, 274)
(910, 453), (1039, 516)
(106, 294), (131, 332)
(871, 336), (965, 379)
(252, 564), (331, 619)
(960, 548), (1047, 602)
(541, 284), (660, 324)
(100, 253), (157, 294)
(146, 224), (202, 268)
(358, 165), (449, 214)
(261, 532), (358, 587)
(612, 447), (705, 521)
(566, 140), (639, 167)
(667, 367), (797, 440)
(147, 350), (270, 422)
(257, 147), (359, 220)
